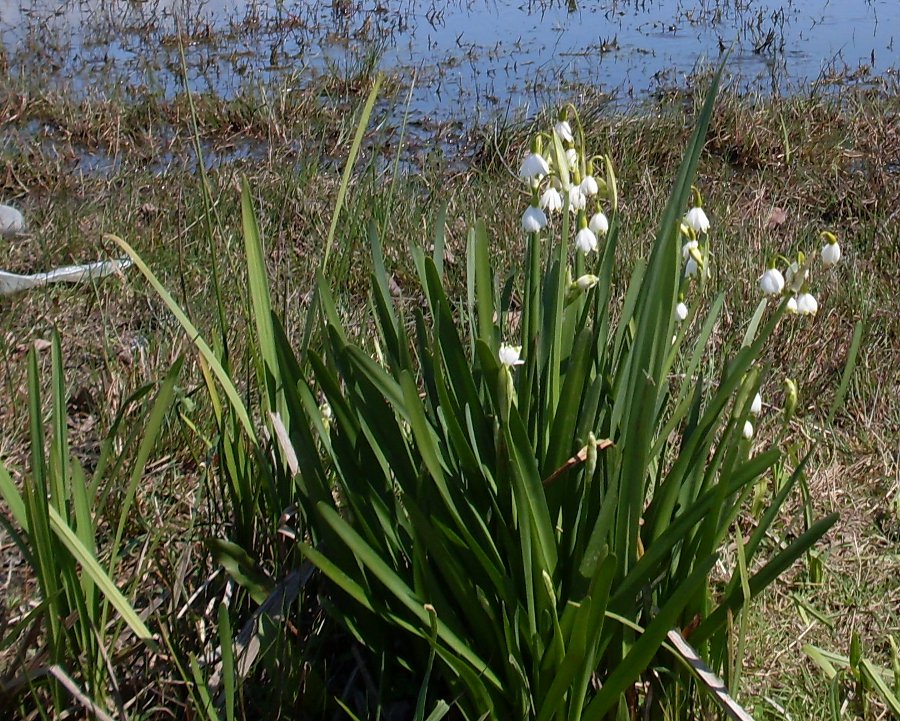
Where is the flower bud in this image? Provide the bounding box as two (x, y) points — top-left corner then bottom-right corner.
(575, 274), (599, 291)
(783, 379), (798, 421)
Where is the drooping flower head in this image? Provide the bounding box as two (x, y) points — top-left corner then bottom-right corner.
(683, 186), (710, 234)
(575, 274), (599, 291)
(758, 267), (785, 296)
(683, 206), (710, 235)
(820, 230), (841, 266)
(581, 175), (599, 196)
(519, 152), (550, 182)
(750, 392), (762, 416)
(742, 420), (754, 440)
(568, 185), (586, 213)
(796, 292), (818, 316)
(589, 211), (609, 236)
(499, 344), (525, 367)
(675, 301), (688, 322)
(521, 206), (548, 234)
(574, 226), (598, 254)
(555, 120), (573, 144)
(540, 186), (563, 213)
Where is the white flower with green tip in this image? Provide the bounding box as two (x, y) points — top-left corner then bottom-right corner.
(574, 227), (598, 253)
(589, 211), (609, 236)
(521, 206), (548, 233)
(758, 268), (785, 295)
(519, 152), (550, 181)
(540, 187), (563, 213)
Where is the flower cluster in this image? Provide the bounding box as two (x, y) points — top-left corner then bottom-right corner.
(757, 231), (842, 316)
(508, 107), (843, 445)
(516, 107), (615, 258)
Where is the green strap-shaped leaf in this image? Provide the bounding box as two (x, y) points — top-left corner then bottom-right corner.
(109, 234), (257, 443)
(47, 505), (154, 642)
(692, 512), (839, 645)
(313, 503), (502, 690)
(583, 554), (718, 721)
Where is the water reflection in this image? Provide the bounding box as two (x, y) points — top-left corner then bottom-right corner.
(0, 0), (896, 121)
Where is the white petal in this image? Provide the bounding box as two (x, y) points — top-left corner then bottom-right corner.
(574, 227), (598, 253)
(519, 153), (550, 180)
(675, 302), (688, 321)
(554, 121), (573, 143)
(581, 175), (599, 196)
(684, 207), (710, 234)
(540, 187), (563, 213)
(750, 392), (762, 415)
(568, 185), (586, 212)
(521, 206), (547, 233)
(684, 258), (699, 278)
(589, 212), (609, 236)
(681, 240), (698, 261)
(758, 268), (785, 296)
(797, 292), (818, 315)
(821, 242), (841, 266)
(499, 344), (524, 366)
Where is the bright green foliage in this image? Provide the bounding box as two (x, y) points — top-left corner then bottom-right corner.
(170, 70), (834, 718)
(0, 334), (171, 713)
(111, 70), (839, 719)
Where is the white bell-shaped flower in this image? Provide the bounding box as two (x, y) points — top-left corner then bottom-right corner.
(684, 258), (699, 278)
(574, 227), (598, 253)
(521, 206), (548, 233)
(589, 211), (609, 236)
(581, 175), (599, 196)
(568, 185), (586, 212)
(683, 206), (710, 234)
(786, 296), (798, 313)
(540, 187), (563, 213)
(498, 344), (525, 367)
(742, 420), (754, 439)
(821, 240), (841, 266)
(758, 268), (785, 296)
(519, 152), (550, 181)
(565, 148), (578, 171)
(675, 302), (688, 322)
(554, 120), (573, 143)
(796, 292), (818, 316)
(750, 392), (762, 416)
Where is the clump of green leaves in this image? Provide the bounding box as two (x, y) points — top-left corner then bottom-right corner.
(113, 69), (838, 719)
(0, 335), (168, 715)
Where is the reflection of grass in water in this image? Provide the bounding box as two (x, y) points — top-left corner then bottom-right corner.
(0, 72), (898, 718)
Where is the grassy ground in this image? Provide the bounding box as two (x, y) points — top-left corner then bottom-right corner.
(1, 62), (899, 718)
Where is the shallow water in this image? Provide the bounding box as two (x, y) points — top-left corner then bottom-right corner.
(1, 0), (897, 124)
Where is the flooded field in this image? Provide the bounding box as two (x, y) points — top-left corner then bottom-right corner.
(0, 0), (897, 125)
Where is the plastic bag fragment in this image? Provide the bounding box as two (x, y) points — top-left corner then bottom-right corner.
(0, 258), (132, 296)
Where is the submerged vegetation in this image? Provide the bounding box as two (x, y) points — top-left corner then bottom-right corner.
(1, 8), (899, 717)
